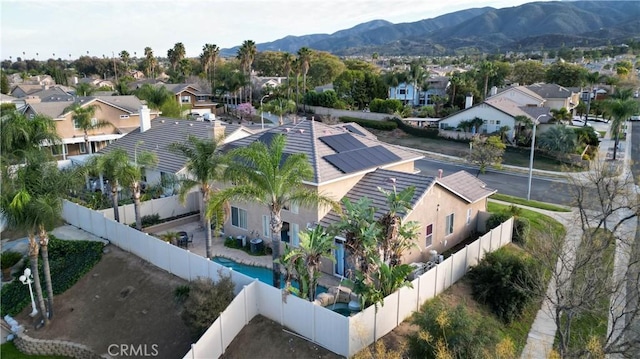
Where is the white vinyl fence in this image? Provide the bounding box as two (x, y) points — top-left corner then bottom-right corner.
(97, 192), (199, 224)
(62, 200), (512, 358)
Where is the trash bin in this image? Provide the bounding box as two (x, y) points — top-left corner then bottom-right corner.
(250, 238), (264, 253)
(236, 236), (245, 248)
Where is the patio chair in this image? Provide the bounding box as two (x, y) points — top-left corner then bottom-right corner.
(178, 231), (189, 248)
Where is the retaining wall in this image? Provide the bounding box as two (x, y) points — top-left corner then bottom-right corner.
(13, 334), (104, 359)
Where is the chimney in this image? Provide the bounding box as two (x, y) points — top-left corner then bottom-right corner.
(465, 93), (473, 109)
(139, 105), (151, 133)
(490, 86), (498, 96)
(24, 96), (41, 104)
(73, 76), (78, 85)
(210, 120), (226, 141)
(438, 169), (443, 178)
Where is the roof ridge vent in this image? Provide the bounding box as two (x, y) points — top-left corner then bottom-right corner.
(283, 128), (290, 133)
(298, 129), (304, 134)
(175, 121), (179, 124)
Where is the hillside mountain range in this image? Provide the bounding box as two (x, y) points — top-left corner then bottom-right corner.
(221, 1), (640, 57)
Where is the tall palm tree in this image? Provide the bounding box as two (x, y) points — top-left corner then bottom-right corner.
(236, 40), (257, 103)
(479, 61), (497, 100)
(279, 225), (335, 301)
(200, 44), (219, 95)
(1, 110), (59, 165)
(119, 50), (130, 72)
(605, 98), (639, 160)
(209, 134), (337, 288)
(65, 103), (113, 154)
(448, 72), (463, 107)
(261, 98), (296, 125)
(583, 71), (603, 125)
(144, 47), (157, 78)
(282, 52), (294, 100)
(168, 135), (228, 259)
(377, 184), (418, 266)
(550, 107), (572, 124)
(73, 82), (95, 97)
(297, 47), (312, 111)
(168, 43), (186, 72)
(134, 84), (173, 110)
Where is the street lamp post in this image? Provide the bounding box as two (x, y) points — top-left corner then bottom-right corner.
(19, 268), (38, 317)
(260, 94), (270, 130)
(527, 114), (548, 201)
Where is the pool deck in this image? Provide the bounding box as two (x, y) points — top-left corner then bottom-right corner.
(154, 220), (343, 289)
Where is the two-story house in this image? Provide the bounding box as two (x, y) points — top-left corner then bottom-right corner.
(388, 77), (450, 107)
(157, 83), (219, 117)
(22, 95), (160, 158)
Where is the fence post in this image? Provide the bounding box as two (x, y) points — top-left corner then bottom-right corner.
(464, 244), (469, 274)
(243, 285), (248, 325)
(416, 275), (421, 312)
(450, 255), (454, 285)
(219, 315), (224, 354)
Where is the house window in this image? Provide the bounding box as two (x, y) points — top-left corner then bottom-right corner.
(291, 223), (300, 246)
(180, 95), (191, 104)
(398, 89), (406, 95)
(262, 215), (270, 237)
(73, 119), (80, 129)
(119, 114), (130, 119)
(29, 114), (35, 119)
(290, 203), (299, 214)
(51, 144), (64, 156)
(425, 224), (433, 247)
(445, 213), (454, 236)
(466, 208), (472, 225)
(78, 142), (87, 154)
(496, 120), (501, 125)
(489, 120), (495, 125)
(91, 118), (97, 126)
(231, 206), (247, 229)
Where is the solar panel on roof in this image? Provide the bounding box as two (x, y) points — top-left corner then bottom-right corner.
(344, 125), (365, 136)
(324, 145), (401, 173)
(319, 133), (366, 153)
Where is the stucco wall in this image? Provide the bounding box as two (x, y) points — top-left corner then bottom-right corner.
(439, 104), (516, 138)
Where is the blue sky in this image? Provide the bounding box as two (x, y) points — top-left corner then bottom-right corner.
(1, 0), (551, 60)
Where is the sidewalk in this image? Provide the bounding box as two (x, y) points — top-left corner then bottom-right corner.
(520, 122), (637, 358)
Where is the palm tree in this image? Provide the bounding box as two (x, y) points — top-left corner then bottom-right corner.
(144, 47), (157, 78)
(201, 44), (219, 95)
(168, 135), (228, 259)
(279, 225), (335, 301)
(448, 71), (463, 107)
(537, 125), (577, 156)
(168, 43), (186, 71)
(297, 47), (312, 111)
(119, 50), (130, 72)
(209, 134), (337, 288)
(237, 40), (257, 103)
(134, 84), (173, 110)
(1, 110), (59, 165)
(605, 98), (639, 160)
(65, 103), (113, 154)
(479, 61), (497, 100)
(282, 52), (294, 100)
(550, 107), (572, 124)
(261, 98), (296, 125)
(583, 71), (603, 125)
(73, 82), (95, 97)
(377, 184), (419, 266)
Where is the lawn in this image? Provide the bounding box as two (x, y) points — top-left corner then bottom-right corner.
(0, 342), (68, 359)
(489, 193), (572, 212)
(372, 129), (584, 172)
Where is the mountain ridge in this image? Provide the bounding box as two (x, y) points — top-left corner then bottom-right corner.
(220, 1), (640, 56)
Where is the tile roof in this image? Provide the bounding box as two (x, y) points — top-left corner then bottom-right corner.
(320, 168), (436, 227)
(223, 120), (423, 185)
(331, 122), (378, 140)
(520, 107), (553, 124)
(526, 83), (575, 99)
(436, 170), (496, 203)
(26, 102), (71, 118)
(485, 97), (537, 119)
(27, 96), (148, 118)
(494, 85), (544, 102)
(99, 119), (247, 174)
(156, 83), (204, 95)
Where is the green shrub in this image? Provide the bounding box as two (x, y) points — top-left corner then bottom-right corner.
(486, 212), (510, 231)
(0, 236), (104, 316)
(181, 275), (235, 339)
(388, 117), (440, 139)
(338, 116), (397, 131)
(141, 214), (161, 227)
(174, 284), (190, 304)
(513, 217), (531, 245)
(370, 98), (403, 114)
(410, 299), (498, 359)
(467, 249), (539, 323)
(1, 252), (23, 269)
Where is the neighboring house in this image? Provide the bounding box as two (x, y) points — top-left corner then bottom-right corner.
(437, 95), (551, 141)
(525, 83), (580, 112)
(0, 93), (26, 110)
(127, 78), (165, 91)
(320, 169), (496, 275)
(76, 77), (115, 90)
(156, 83), (218, 115)
(388, 77), (450, 107)
(98, 117), (255, 188)
(22, 95), (160, 158)
(491, 83), (580, 113)
(10, 85), (75, 101)
(253, 76), (287, 91)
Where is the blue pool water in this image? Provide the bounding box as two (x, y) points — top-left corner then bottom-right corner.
(212, 257), (327, 294)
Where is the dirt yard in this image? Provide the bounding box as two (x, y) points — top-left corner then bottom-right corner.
(16, 245), (192, 359)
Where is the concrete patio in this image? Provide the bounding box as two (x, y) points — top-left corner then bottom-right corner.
(153, 219), (343, 289)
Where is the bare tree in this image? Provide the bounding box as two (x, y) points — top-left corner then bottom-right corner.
(529, 160), (640, 358)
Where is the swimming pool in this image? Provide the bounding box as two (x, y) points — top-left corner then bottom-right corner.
(212, 257), (327, 294)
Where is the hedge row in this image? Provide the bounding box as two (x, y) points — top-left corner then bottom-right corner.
(338, 116), (398, 131)
(388, 118), (440, 139)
